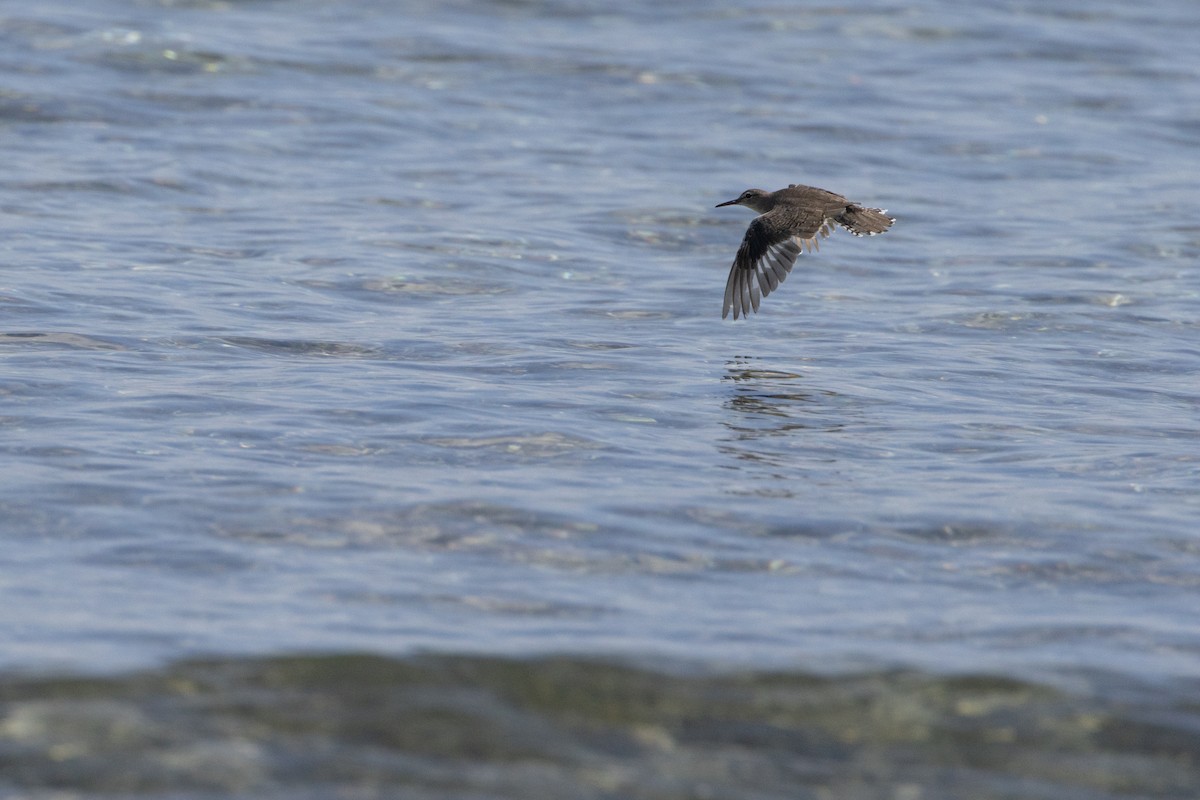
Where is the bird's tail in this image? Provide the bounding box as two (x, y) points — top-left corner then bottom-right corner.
(836, 205), (894, 236)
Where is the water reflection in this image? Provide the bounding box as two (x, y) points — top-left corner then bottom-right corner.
(718, 358), (848, 490)
(721, 357), (842, 432)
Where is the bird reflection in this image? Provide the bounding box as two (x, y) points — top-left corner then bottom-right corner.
(725, 363), (811, 419)
(722, 357), (833, 424)
(718, 359), (860, 500)
(719, 357), (845, 471)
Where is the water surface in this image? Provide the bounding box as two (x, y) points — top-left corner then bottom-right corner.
(1, 0), (1198, 796)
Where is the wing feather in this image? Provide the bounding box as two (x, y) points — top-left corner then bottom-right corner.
(722, 216), (825, 319)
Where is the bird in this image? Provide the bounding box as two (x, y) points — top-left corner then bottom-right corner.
(715, 183), (894, 319)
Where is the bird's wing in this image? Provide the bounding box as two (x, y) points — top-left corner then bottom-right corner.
(722, 210), (831, 320)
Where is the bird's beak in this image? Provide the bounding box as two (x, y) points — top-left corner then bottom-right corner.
(714, 198), (739, 208)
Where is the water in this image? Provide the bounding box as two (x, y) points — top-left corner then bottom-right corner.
(1, 0), (1199, 796)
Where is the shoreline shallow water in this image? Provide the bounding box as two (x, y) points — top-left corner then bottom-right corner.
(3, 652), (1198, 799)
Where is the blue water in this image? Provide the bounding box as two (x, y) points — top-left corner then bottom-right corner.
(1, 0), (1198, 692)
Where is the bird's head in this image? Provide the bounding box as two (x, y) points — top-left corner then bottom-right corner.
(715, 188), (773, 213)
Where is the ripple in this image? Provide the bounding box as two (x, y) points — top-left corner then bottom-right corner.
(421, 431), (603, 458)
(0, 332), (126, 350)
(216, 337), (382, 358)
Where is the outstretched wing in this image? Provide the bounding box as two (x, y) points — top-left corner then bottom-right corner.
(722, 212), (834, 320)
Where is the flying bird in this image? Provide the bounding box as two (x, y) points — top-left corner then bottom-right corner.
(715, 184), (894, 319)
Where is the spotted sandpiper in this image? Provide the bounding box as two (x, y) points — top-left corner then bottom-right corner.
(715, 183), (894, 319)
